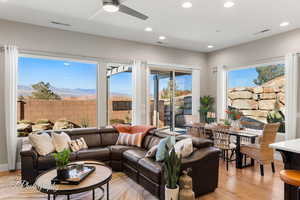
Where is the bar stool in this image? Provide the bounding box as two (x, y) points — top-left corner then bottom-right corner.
(280, 170), (300, 199)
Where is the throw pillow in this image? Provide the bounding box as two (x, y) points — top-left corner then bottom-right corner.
(69, 140), (81, 152)
(145, 145), (158, 158)
(28, 133), (56, 156)
(69, 138), (88, 152)
(174, 138), (193, 158)
(52, 132), (71, 152)
(116, 132), (145, 147)
(77, 137), (88, 149)
(155, 136), (176, 162)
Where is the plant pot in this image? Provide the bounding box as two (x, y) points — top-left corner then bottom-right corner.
(231, 120), (241, 130)
(165, 185), (179, 200)
(57, 167), (69, 180)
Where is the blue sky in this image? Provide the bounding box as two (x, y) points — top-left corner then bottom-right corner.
(18, 57), (97, 90)
(228, 68), (258, 88)
(19, 57), (192, 96)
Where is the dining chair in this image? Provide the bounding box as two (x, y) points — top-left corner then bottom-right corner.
(240, 123), (280, 176)
(212, 127), (236, 171)
(188, 123), (209, 138)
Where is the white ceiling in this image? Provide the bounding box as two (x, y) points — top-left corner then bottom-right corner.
(0, 0), (299, 52)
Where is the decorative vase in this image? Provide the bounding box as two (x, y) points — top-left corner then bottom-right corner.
(179, 170), (195, 200)
(57, 167), (69, 180)
(231, 120), (241, 130)
(165, 185), (179, 200)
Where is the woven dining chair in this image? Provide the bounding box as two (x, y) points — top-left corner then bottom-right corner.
(212, 127), (236, 171)
(188, 123), (209, 138)
(240, 123), (280, 176)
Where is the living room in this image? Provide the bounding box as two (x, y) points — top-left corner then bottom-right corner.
(0, 0), (300, 200)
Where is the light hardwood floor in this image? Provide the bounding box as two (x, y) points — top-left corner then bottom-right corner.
(0, 160), (284, 200)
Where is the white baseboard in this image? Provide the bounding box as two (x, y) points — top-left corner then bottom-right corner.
(0, 162), (21, 172)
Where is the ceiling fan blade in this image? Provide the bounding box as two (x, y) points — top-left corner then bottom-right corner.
(119, 4), (148, 20)
(88, 8), (104, 20)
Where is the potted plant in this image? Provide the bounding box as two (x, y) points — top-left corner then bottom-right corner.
(226, 107), (243, 130)
(164, 146), (181, 200)
(199, 96), (215, 123)
(53, 149), (71, 180)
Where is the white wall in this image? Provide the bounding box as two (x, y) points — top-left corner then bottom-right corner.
(0, 19), (208, 165)
(207, 28), (300, 140)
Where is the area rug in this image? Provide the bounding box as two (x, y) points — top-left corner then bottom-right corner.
(0, 172), (157, 200)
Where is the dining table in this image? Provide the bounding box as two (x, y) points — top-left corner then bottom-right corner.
(185, 124), (260, 169)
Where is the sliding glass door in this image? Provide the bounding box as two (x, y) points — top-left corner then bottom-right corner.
(149, 69), (192, 132)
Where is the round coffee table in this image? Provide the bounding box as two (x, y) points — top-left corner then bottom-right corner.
(35, 161), (112, 200)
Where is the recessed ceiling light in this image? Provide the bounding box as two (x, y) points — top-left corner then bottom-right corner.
(145, 27), (153, 32)
(224, 1), (235, 8)
(280, 21), (290, 27)
(159, 36), (166, 40)
(208, 45), (214, 49)
(182, 2), (193, 8)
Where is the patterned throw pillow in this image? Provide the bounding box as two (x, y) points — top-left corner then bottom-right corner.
(145, 145), (158, 158)
(69, 137), (88, 152)
(116, 132), (145, 147)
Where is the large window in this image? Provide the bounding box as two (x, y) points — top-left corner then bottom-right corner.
(107, 65), (132, 125)
(149, 69), (192, 132)
(17, 56), (97, 137)
(227, 63), (285, 132)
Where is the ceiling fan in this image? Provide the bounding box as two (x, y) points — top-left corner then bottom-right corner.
(89, 0), (148, 20)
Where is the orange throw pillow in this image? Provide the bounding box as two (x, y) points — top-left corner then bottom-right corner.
(113, 124), (155, 135)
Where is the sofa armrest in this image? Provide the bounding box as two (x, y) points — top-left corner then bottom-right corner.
(181, 147), (220, 197)
(176, 135), (213, 149)
(20, 138), (38, 159)
(20, 138), (38, 184)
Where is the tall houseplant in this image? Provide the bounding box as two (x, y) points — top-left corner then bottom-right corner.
(53, 149), (71, 179)
(164, 146), (181, 200)
(199, 96), (215, 123)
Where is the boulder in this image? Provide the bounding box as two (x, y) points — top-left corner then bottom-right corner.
(241, 110), (268, 117)
(232, 87), (253, 92)
(258, 100), (276, 110)
(17, 123), (32, 132)
(263, 87), (280, 93)
(232, 100), (258, 110)
(32, 123), (52, 132)
(228, 91), (253, 100)
(53, 120), (75, 130)
(260, 93), (276, 100)
(278, 92), (285, 105)
(253, 86), (263, 94)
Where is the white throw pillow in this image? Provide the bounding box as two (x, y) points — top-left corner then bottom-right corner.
(28, 133), (56, 156)
(174, 138), (193, 158)
(145, 145), (158, 158)
(52, 132), (71, 152)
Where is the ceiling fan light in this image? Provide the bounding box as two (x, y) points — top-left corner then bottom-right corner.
(103, 3), (119, 12)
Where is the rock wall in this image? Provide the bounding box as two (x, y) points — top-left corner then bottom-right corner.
(228, 76), (285, 123)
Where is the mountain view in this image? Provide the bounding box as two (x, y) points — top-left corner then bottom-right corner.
(18, 85), (130, 99)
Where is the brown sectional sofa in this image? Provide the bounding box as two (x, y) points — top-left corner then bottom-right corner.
(20, 127), (220, 199)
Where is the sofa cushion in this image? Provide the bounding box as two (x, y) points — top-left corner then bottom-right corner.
(142, 135), (161, 150)
(138, 158), (163, 183)
(37, 152), (77, 170)
(77, 147), (110, 161)
(101, 132), (119, 146)
(123, 149), (147, 164)
(109, 145), (139, 160)
(70, 133), (101, 148)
